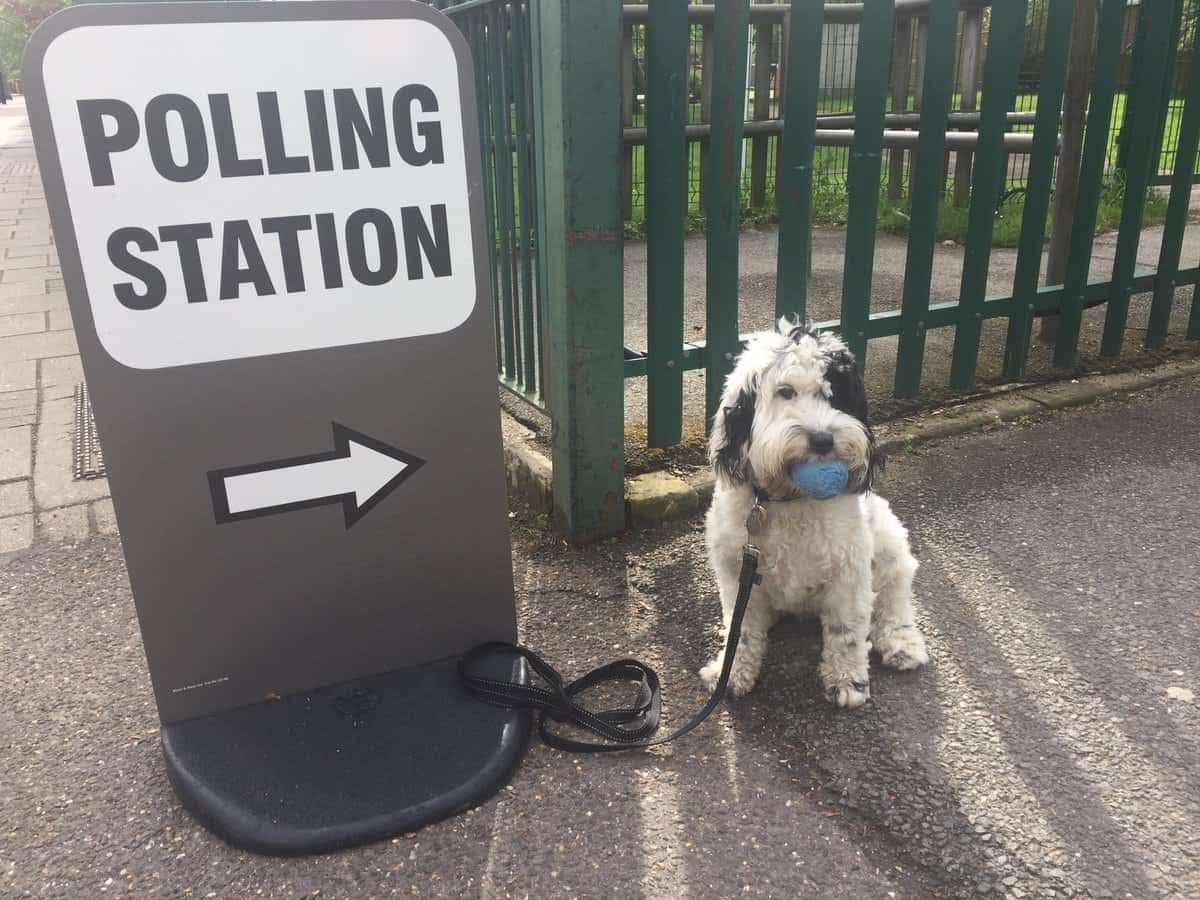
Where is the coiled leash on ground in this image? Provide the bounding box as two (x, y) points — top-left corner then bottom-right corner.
(459, 544), (762, 752)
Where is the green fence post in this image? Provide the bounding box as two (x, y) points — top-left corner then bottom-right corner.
(486, 4), (519, 381)
(645, 0), (689, 447)
(840, 0), (896, 365)
(1191, 280), (1200, 342)
(1151, 0), (1186, 183)
(1100, 0), (1176, 357)
(774, 0), (823, 322)
(1115, 1), (1148, 174)
(704, 0), (751, 425)
(465, 18), (504, 370)
(527, 0), (551, 408)
(949, 0), (1028, 389)
(531, 0), (625, 541)
(1002, 0), (1073, 380)
(749, 21), (773, 209)
(510, 0), (539, 395)
(892, 0), (957, 399)
(1149, 17), (1200, 348)
(1053, 0), (1125, 369)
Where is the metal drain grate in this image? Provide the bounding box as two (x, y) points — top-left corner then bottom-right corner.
(73, 382), (106, 480)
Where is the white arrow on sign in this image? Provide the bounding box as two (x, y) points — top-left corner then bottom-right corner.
(208, 424), (425, 528)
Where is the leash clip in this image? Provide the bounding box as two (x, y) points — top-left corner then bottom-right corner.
(745, 500), (767, 535)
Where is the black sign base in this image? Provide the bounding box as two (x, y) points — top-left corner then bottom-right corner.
(160, 657), (529, 855)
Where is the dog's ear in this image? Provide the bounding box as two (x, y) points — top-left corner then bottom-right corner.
(825, 349), (869, 423)
(825, 349), (884, 493)
(854, 433), (886, 494)
(710, 387), (757, 484)
(780, 315), (816, 345)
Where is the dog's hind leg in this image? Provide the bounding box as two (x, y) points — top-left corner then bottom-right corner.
(867, 497), (929, 671)
(700, 553), (775, 697)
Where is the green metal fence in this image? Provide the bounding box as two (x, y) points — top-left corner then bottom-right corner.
(437, 0), (546, 409)
(626, 0), (1196, 423)
(440, 0), (1200, 541)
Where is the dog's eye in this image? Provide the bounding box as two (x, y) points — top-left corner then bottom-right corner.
(776, 385), (796, 400)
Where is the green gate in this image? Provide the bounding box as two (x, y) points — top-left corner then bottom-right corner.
(441, 0), (1200, 542)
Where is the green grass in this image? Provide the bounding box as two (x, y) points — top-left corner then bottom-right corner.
(622, 90), (1193, 237)
(875, 175), (1170, 247)
(622, 173), (1170, 247)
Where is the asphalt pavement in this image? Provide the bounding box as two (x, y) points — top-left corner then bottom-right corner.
(3, 375), (1199, 898)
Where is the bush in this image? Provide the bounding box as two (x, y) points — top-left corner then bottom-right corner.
(1, 1), (72, 81)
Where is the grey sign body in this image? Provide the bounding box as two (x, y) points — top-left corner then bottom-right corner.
(24, 0), (517, 725)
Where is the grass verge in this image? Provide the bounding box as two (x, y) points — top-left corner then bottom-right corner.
(624, 175), (1170, 247)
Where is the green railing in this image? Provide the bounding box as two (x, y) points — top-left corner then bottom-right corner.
(438, 0), (1200, 541)
(436, 0), (545, 408)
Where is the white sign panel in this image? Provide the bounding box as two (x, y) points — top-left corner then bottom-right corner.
(40, 18), (476, 369)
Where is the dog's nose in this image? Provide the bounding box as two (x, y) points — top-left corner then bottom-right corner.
(808, 431), (835, 455)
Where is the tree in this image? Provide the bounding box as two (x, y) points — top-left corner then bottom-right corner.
(0, 0), (71, 83)
(1185, 0), (1200, 38)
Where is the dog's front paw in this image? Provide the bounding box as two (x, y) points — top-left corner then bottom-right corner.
(819, 656), (870, 708)
(700, 655), (759, 697)
(824, 677), (870, 708)
(873, 624), (929, 670)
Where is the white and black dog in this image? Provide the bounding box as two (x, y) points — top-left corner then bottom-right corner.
(700, 320), (928, 707)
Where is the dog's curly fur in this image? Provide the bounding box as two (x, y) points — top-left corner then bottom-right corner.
(701, 320), (929, 707)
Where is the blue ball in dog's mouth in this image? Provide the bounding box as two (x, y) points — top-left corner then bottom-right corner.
(789, 460), (849, 499)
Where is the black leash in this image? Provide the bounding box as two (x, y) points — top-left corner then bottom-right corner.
(459, 544), (762, 752)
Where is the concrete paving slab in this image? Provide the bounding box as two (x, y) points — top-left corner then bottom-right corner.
(0, 292), (68, 317)
(0, 311), (46, 337)
(0, 480), (32, 517)
(0, 388), (37, 419)
(0, 328), (78, 362)
(0, 281), (57, 300)
(0, 411), (36, 429)
(39, 354), (83, 404)
(0, 359), (36, 392)
(3, 243), (56, 259)
(0, 263), (58, 283)
(37, 504), (90, 543)
(0, 424), (32, 480)
(91, 498), (118, 536)
(0, 236), (57, 251)
(0, 100), (103, 531)
(0, 253), (49, 269)
(0, 513), (33, 552)
(40, 353), (82, 388)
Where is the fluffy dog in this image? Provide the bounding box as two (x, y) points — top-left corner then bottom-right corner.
(700, 320), (928, 707)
